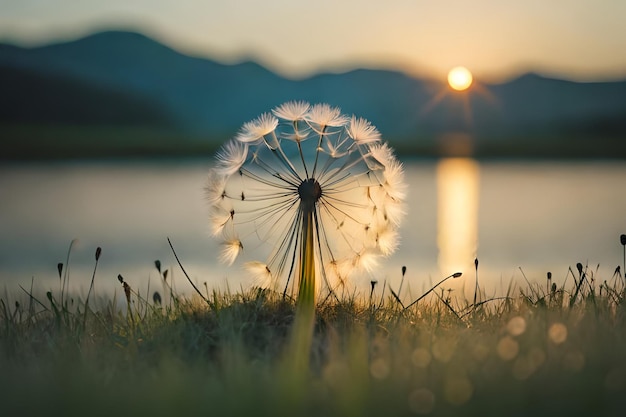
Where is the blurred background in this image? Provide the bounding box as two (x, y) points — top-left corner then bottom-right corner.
(1, 1), (625, 298)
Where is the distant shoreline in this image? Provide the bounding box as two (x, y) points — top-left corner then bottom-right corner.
(2, 124), (625, 161)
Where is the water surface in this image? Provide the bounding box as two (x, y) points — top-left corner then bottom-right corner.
(1, 158), (624, 299)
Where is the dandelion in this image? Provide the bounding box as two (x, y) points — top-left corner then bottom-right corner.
(206, 101), (406, 306)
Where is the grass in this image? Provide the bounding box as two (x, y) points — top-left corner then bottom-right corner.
(1, 254), (626, 417)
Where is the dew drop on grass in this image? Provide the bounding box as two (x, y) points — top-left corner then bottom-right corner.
(506, 316), (527, 336)
(548, 322), (568, 344)
(496, 336), (519, 361)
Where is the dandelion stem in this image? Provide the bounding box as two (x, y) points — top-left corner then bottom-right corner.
(297, 206), (316, 309)
(290, 204), (316, 372)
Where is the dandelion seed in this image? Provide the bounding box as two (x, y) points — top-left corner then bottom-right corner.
(220, 238), (243, 266)
(214, 139), (248, 176)
(209, 207), (234, 236)
(236, 113), (279, 144)
(352, 248), (380, 273)
(380, 156), (407, 201)
(376, 227), (399, 256)
(347, 116), (381, 144)
(207, 101), (406, 301)
(381, 196), (406, 227)
(245, 261), (273, 288)
(205, 170), (227, 204)
(272, 101), (310, 122)
(305, 103), (349, 132)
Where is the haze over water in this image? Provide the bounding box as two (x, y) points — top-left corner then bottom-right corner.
(1, 158), (624, 300)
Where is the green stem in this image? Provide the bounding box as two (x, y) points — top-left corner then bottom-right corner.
(297, 208), (316, 309)
(289, 206), (316, 373)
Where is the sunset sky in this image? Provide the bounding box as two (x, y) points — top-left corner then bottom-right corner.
(1, 0), (625, 82)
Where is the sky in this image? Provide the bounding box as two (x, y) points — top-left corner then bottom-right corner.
(1, 0), (625, 82)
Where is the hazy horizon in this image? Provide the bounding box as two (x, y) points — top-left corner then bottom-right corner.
(1, 1), (625, 83)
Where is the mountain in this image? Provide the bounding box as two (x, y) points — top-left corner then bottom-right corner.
(1, 30), (626, 158)
(0, 31), (287, 132)
(0, 64), (175, 126)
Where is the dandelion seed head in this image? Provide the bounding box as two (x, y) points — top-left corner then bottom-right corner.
(207, 102), (406, 291)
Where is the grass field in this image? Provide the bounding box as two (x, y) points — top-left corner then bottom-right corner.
(1, 253), (625, 417)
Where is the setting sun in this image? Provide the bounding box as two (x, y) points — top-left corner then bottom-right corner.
(448, 66), (473, 91)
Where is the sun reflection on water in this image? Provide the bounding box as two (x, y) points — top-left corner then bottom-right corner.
(436, 158), (480, 278)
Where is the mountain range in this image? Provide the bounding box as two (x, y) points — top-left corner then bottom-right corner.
(1, 30), (625, 158)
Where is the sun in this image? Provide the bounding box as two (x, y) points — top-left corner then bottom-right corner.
(447, 66), (473, 91)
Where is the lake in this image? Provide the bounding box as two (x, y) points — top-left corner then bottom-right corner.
(1, 158), (625, 301)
